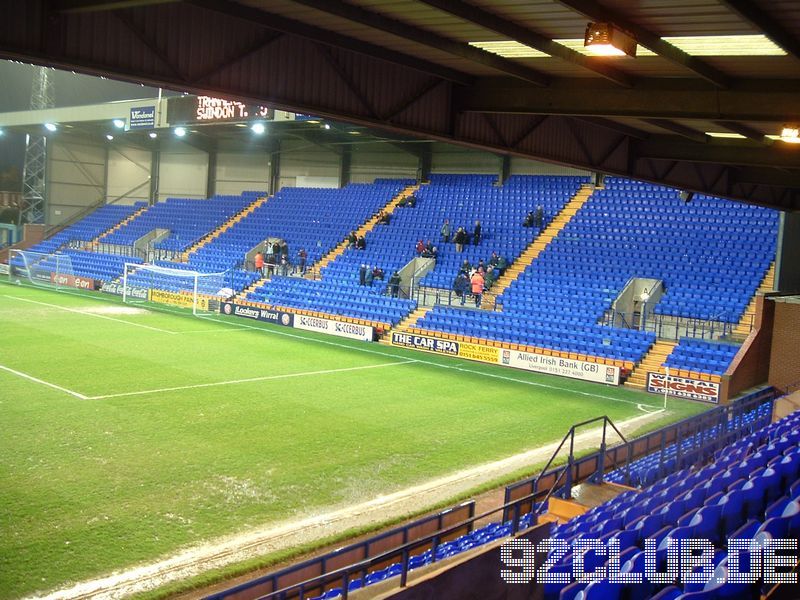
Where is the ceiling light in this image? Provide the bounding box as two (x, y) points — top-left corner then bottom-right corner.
(349, 131), (361, 135)
(781, 125), (800, 144)
(149, 132), (158, 139)
(471, 34), (783, 59)
(44, 122), (57, 132)
(105, 134), (114, 141)
(305, 119), (321, 124)
(251, 122), (266, 135)
(235, 123), (248, 128)
(705, 132), (747, 139)
(112, 119), (125, 129)
(584, 22), (637, 57)
(322, 124), (331, 130)
(174, 126), (186, 137)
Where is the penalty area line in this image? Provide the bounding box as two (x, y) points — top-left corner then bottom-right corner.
(201, 315), (664, 412)
(86, 360), (416, 400)
(0, 364), (88, 400)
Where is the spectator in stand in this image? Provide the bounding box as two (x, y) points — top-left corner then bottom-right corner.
(377, 209), (390, 225)
(425, 239), (434, 255)
(265, 242), (274, 264)
(407, 194), (417, 208)
(416, 239), (425, 255)
(523, 211), (534, 227)
(296, 248), (307, 275)
(460, 258), (471, 274)
(388, 271), (401, 297)
(471, 269), (485, 307)
(359, 263), (367, 286)
(534, 205), (544, 228)
(476, 258), (486, 273)
(496, 254), (508, 275)
(254, 251), (265, 275)
(272, 240), (281, 259)
(485, 265), (498, 290)
(280, 241), (289, 262)
(356, 235), (367, 250)
(473, 220), (482, 245)
(453, 271), (469, 306)
(488, 252), (500, 268)
(348, 231), (357, 247)
(441, 219), (451, 243)
(372, 266), (384, 281)
(279, 255), (289, 276)
(454, 227), (466, 252)
(365, 265), (374, 287)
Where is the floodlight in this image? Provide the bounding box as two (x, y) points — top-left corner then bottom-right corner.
(584, 22), (637, 57)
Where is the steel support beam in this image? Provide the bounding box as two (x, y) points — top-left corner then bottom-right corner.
(418, 0), (632, 87)
(290, 0), (550, 86)
(186, 0), (473, 86)
(555, 0), (730, 88)
(453, 79), (800, 122)
(718, 0), (800, 62)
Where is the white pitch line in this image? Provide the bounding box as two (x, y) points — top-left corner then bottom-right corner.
(2, 295), (178, 334)
(201, 315), (660, 410)
(86, 360), (415, 400)
(0, 364), (88, 400)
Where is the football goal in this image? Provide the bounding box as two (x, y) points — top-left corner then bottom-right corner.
(9, 249), (75, 289)
(122, 262), (234, 315)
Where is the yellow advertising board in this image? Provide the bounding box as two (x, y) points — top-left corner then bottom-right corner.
(150, 289), (209, 311)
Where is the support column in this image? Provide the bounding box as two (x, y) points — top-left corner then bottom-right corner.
(206, 142), (218, 199)
(339, 145), (351, 188)
(269, 139), (281, 195)
(149, 147), (160, 205)
(418, 142), (432, 183)
(500, 154), (511, 184)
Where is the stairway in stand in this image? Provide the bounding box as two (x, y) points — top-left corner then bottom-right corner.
(625, 340), (677, 389)
(238, 184), (420, 302)
(377, 305), (432, 344)
(85, 205), (148, 249)
(180, 194), (271, 262)
(731, 262), (775, 338)
(307, 184), (420, 279)
(480, 183), (594, 309)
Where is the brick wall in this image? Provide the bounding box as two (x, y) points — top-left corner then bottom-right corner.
(725, 295), (774, 400)
(768, 299), (800, 391)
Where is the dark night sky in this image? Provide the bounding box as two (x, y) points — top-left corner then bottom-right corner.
(0, 60), (178, 187)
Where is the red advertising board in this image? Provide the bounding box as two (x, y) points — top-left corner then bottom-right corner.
(646, 372), (720, 404)
(50, 272), (99, 291)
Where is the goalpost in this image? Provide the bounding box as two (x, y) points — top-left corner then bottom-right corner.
(9, 249), (75, 289)
(122, 262), (233, 316)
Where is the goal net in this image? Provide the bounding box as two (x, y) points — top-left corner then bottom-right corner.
(9, 249), (76, 290)
(122, 263), (234, 315)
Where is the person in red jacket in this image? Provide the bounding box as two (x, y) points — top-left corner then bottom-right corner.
(254, 252), (265, 276)
(471, 269), (485, 308)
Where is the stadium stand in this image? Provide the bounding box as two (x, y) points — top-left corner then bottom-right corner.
(191, 181), (410, 274)
(101, 194), (258, 253)
(664, 338), (741, 377)
(407, 177), (778, 372)
(17, 202), (145, 255)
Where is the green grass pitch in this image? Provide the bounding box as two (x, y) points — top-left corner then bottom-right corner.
(0, 281), (709, 599)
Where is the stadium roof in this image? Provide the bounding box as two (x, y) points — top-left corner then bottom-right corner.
(1, 1), (799, 209)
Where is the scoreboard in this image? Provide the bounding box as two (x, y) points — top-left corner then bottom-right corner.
(167, 95), (274, 124)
